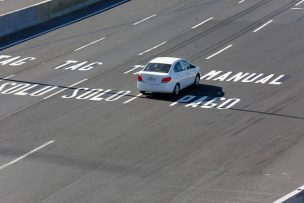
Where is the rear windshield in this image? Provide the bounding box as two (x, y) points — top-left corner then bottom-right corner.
(143, 63), (171, 73)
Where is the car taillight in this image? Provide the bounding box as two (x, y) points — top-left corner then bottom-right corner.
(161, 77), (171, 83)
(137, 75), (143, 81)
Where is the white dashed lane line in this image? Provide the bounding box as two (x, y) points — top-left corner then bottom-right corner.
(43, 78), (88, 99)
(291, 7), (304, 10)
(133, 14), (157, 26)
(123, 93), (142, 104)
(295, 0), (304, 6)
(124, 65), (144, 74)
(138, 41), (167, 56)
(205, 44), (233, 60)
(0, 140), (55, 171)
(0, 74), (15, 82)
(191, 17), (214, 29)
(253, 20), (274, 33)
(238, 0), (246, 4)
(74, 37), (105, 51)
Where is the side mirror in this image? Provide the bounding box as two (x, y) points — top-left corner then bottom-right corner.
(190, 64), (196, 69)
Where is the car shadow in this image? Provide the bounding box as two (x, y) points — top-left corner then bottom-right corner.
(144, 84), (225, 102)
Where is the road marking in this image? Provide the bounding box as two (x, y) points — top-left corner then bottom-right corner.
(191, 17), (214, 29)
(124, 65), (144, 74)
(133, 14), (157, 25)
(43, 79), (88, 99)
(133, 71), (142, 75)
(0, 75), (15, 82)
(123, 93), (142, 104)
(205, 45), (233, 60)
(291, 7), (304, 9)
(0, 0), (51, 17)
(238, 0), (246, 3)
(0, 140), (54, 170)
(253, 20), (274, 33)
(74, 37), (105, 51)
(295, 0), (304, 6)
(0, 0), (129, 51)
(138, 41), (167, 56)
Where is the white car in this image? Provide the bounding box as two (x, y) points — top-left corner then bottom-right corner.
(137, 57), (201, 95)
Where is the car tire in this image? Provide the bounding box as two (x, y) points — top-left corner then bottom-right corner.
(173, 84), (180, 96)
(193, 75), (200, 87)
(140, 91), (148, 95)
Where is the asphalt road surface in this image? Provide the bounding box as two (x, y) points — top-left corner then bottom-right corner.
(0, 0), (49, 15)
(1, 0), (304, 202)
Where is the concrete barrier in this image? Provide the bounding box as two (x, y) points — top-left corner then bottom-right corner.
(0, 0), (108, 38)
(274, 186), (304, 203)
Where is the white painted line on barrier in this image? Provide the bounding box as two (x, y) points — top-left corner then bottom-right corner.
(124, 65), (143, 74)
(0, 0), (51, 17)
(0, 0), (130, 51)
(205, 44), (233, 60)
(74, 37), (105, 51)
(295, 0), (304, 6)
(138, 41), (167, 56)
(0, 74), (15, 82)
(273, 185), (304, 203)
(0, 140), (55, 170)
(238, 0), (246, 4)
(43, 78), (88, 99)
(133, 14), (157, 25)
(123, 93), (142, 104)
(291, 7), (304, 9)
(253, 20), (274, 33)
(191, 17), (214, 29)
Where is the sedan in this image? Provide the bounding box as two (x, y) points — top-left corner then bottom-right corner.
(137, 57), (201, 95)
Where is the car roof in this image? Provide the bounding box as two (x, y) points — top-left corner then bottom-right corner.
(149, 57), (182, 65)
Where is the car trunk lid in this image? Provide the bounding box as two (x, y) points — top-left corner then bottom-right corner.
(140, 72), (168, 85)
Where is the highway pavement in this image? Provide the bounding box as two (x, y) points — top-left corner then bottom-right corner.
(1, 0), (304, 202)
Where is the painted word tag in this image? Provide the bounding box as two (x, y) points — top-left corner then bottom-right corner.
(0, 55), (36, 66)
(54, 60), (103, 71)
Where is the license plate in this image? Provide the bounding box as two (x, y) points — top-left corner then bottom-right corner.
(147, 76), (156, 81)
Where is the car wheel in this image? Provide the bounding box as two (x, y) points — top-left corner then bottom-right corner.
(173, 84), (180, 96)
(140, 91), (148, 95)
(193, 75), (200, 87)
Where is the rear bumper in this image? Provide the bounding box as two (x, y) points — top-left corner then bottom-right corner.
(137, 82), (175, 93)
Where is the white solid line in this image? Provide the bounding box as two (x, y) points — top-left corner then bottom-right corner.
(123, 93), (142, 104)
(191, 17), (214, 29)
(205, 44), (233, 60)
(138, 41), (167, 56)
(295, 0), (304, 6)
(291, 7), (304, 9)
(253, 20), (274, 33)
(0, 0), (129, 51)
(0, 140), (55, 170)
(43, 78), (88, 99)
(0, 0), (51, 17)
(124, 65), (143, 74)
(74, 37), (105, 51)
(0, 74), (15, 82)
(238, 0), (246, 3)
(133, 14), (157, 25)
